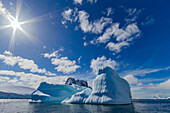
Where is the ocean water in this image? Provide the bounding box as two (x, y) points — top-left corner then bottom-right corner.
(0, 99), (169, 113)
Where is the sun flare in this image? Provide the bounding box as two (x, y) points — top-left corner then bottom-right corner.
(0, 0), (51, 51)
(10, 19), (21, 30)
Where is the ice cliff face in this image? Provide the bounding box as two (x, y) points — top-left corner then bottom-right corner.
(63, 67), (131, 104)
(31, 67), (132, 104)
(85, 67), (132, 104)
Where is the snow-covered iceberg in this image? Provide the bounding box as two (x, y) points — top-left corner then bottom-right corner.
(85, 67), (132, 104)
(63, 67), (132, 104)
(31, 67), (132, 104)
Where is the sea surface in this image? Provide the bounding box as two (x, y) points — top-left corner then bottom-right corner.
(0, 99), (169, 113)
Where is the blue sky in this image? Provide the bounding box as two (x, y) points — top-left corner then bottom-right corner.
(0, 0), (170, 98)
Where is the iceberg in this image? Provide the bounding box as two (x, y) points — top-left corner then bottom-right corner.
(85, 67), (132, 104)
(63, 67), (132, 104)
(31, 67), (132, 104)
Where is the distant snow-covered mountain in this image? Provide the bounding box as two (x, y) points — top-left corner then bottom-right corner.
(0, 84), (35, 99)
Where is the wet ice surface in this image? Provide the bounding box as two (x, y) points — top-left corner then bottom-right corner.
(0, 99), (170, 113)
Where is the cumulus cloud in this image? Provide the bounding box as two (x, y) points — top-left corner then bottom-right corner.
(3, 51), (13, 56)
(62, 8), (141, 55)
(92, 17), (112, 34)
(78, 10), (93, 33)
(0, 51), (56, 76)
(96, 23), (119, 43)
(73, 0), (83, 5)
(0, 76), (10, 82)
(90, 23), (140, 54)
(0, 70), (69, 88)
(73, 0), (97, 5)
(90, 56), (117, 74)
(43, 48), (63, 58)
(43, 49), (80, 74)
(105, 23), (140, 53)
(106, 41), (130, 53)
(62, 9), (112, 34)
(62, 8), (73, 22)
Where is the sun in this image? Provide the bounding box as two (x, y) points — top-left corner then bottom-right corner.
(11, 20), (21, 30)
(10, 19), (21, 30)
(0, 0), (52, 51)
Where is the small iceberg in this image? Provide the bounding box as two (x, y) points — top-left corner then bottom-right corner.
(30, 67), (132, 104)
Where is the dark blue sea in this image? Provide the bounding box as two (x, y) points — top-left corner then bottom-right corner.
(0, 99), (169, 113)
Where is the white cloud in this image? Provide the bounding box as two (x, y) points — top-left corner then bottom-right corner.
(43, 49), (80, 74)
(96, 23), (119, 43)
(121, 67), (170, 98)
(125, 8), (142, 23)
(43, 46), (46, 49)
(78, 11), (112, 34)
(52, 57), (80, 74)
(62, 8), (73, 22)
(148, 78), (170, 90)
(62, 8), (141, 55)
(73, 0), (83, 5)
(124, 74), (138, 84)
(0, 1), (19, 27)
(73, 0), (97, 5)
(90, 56), (117, 74)
(130, 78), (170, 99)
(3, 51), (12, 56)
(116, 23), (140, 41)
(94, 23), (140, 54)
(78, 11), (93, 33)
(120, 66), (170, 77)
(106, 41), (130, 53)
(87, 0), (97, 4)
(62, 9), (112, 34)
(0, 76), (10, 82)
(92, 17), (112, 34)
(84, 42), (88, 46)
(0, 51), (56, 76)
(43, 48), (63, 59)
(78, 56), (82, 64)
(106, 8), (114, 16)
(0, 70), (69, 88)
